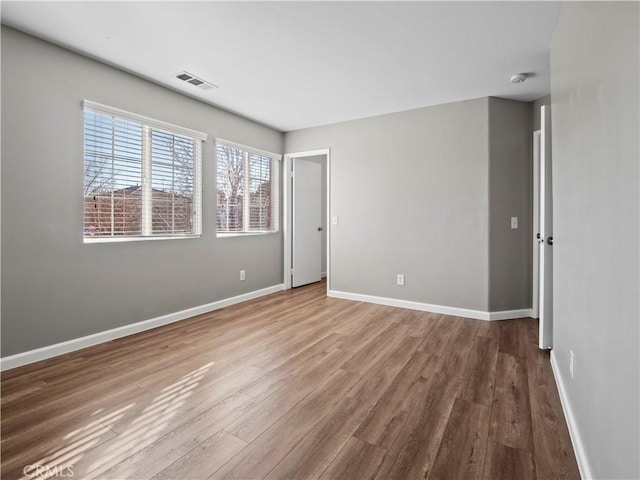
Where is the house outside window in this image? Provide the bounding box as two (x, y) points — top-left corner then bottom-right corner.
(216, 140), (280, 235)
(83, 101), (206, 241)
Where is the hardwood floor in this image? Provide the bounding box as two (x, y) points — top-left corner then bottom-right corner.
(1, 281), (580, 480)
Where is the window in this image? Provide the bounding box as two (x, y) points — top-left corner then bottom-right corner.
(83, 101), (206, 241)
(216, 140), (280, 234)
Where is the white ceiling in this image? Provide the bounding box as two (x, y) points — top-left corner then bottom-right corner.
(1, 1), (561, 132)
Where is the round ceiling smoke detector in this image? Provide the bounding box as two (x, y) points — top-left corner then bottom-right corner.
(510, 73), (527, 84)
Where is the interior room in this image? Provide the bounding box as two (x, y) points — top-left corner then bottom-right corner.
(1, 2), (638, 480)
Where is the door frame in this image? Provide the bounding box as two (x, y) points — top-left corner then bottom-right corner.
(283, 148), (331, 292)
(532, 129), (541, 319)
(538, 105), (553, 349)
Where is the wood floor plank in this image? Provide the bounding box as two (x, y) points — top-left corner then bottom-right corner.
(347, 334), (422, 405)
(337, 309), (396, 353)
(418, 314), (459, 354)
(374, 371), (459, 480)
(342, 322), (410, 375)
(459, 335), (500, 407)
(61, 392), (256, 479)
(489, 352), (534, 452)
(319, 437), (386, 480)
(263, 395), (372, 480)
(353, 350), (436, 449)
(436, 317), (480, 379)
(1, 282), (579, 480)
(400, 309), (438, 339)
(94, 388), (257, 479)
(373, 318), (484, 480)
(477, 319), (501, 340)
(210, 369), (361, 480)
(250, 303), (353, 371)
(151, 430), (247, 480)
(3, 307), (324, 435)
(107, 365), (265, 437)
(240, 332), (345, 399)
(0, 420), (118, 480)
(527, 352), (581, 479)
(0, 384), (148, 461)
(4, 356), (260, 477)
(429, 397), (491, 480)
(498, 318), (533, 358)
(483, 441), (536, 480)
(520, 317), (541, 358)
(224, 348), (352, 443)
(0, 381), (47, 406)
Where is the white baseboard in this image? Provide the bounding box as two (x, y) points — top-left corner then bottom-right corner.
(1, 284), (285, 372)
(327, 290), (532, 321)
(550, 350), (592, 480)
(488, 308), (534, 320)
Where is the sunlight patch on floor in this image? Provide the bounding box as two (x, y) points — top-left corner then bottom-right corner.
(18, 363), (213, 480)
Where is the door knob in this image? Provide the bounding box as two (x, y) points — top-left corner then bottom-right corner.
(547, 236), (553, 246)
(317, 226), (323, 231)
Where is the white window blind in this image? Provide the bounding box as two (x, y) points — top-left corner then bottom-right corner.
(216, 140), (280, 234)
(83, 101), (206, 241)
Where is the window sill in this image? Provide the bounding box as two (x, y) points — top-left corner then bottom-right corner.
(84, 235), (201, 244)
(217, 231), (279, 238)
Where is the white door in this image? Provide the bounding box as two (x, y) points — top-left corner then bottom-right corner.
(539, 105), (553, 349)
(292, 158), (322, 287)
(532, 130), (541, 319)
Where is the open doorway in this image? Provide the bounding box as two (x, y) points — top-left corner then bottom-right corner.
(283, 149), (330, 291)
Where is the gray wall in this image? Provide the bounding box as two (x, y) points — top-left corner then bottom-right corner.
(1, 27), (284, 356)
(488, 98), (532, 311)
(286, 98), (532, 313)
(551, 3), (639, 478)
(287, 98), (498, 311)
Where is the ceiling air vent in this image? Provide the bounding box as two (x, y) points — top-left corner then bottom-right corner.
(175, 71), (218, 91)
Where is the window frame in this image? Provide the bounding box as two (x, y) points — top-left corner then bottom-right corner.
(215, 138), (281, 237)
(83, 100), (207, 243)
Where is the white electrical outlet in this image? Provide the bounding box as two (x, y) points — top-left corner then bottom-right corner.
(569, 350), (575, 379)
(396, 274), (405, 286)
(240, 270), (246, 281)
(511, 217), (518, 229)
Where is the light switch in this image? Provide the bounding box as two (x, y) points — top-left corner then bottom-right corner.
(511, 217), (518, 229)
(332, 216), (339, 225)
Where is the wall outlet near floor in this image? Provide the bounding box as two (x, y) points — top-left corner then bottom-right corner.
(396, 274), (405, 286)
(569, 350), (575, 379)
(511, 216), (518, 229)
(240, 269), (246, 281)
